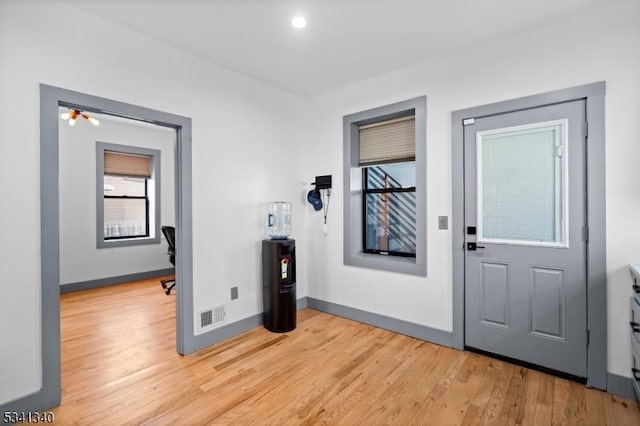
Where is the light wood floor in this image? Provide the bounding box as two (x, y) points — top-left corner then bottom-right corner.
(53, 278), (640, 425)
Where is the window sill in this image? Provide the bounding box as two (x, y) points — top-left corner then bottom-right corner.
(97, 236), (160, 249)
(344, 251), (426, 276)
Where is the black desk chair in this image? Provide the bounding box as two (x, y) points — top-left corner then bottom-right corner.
(160, 226), (176, 295)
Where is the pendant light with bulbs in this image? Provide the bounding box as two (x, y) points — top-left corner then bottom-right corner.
(60, 109), (100, 126)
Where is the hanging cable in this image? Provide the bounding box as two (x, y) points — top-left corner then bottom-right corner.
(323, 189), (331, 225)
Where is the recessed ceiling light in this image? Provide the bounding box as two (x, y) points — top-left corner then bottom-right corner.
(291, 16), (306, 29)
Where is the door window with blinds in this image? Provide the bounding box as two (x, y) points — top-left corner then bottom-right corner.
(360, 116), (417, 257)
(343, 95), (426, 276)
(96, 142), (161, 248)
(476, 120), (568, 247)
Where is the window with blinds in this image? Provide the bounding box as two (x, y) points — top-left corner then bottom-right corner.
(343, 96), (426, 275)
(96, 142), (161, 248)
(104, 151), (152, 178)
(359, 114), (417, 258)
(103, 151), (151, 240)
(359, 116), (415, 166)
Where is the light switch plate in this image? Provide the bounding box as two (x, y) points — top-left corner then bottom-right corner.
(230, 286), (238, 300)
(438, 216), (448, 230)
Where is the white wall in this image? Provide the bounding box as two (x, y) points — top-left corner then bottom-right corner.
(301, 0), (640, 378)
(59, 113), (176, 285)
(0, 0), (306, 404)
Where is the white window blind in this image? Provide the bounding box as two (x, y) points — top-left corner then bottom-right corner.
(478, 122), (566, 245)
(359, 116), (415, 166)
(104, 151), (152, 178)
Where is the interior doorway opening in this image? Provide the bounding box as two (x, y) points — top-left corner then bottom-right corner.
(40, 84), (194, 409)
(57, 109), (179, 403)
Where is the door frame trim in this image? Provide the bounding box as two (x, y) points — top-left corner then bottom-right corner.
(38, 84), (195, 409)
(451, 81), (606, 390)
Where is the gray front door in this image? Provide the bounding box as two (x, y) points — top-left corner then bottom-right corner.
(464, 100), (587, 378)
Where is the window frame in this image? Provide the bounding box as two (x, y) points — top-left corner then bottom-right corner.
(343, 96), (427, 276)
(96, 142), (161, 248)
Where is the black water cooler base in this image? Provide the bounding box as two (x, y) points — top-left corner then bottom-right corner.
(262, 239), (296, 333)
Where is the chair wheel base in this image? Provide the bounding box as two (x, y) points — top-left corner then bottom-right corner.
(160, 278), (174, 293)
(161, 280), (176, 295)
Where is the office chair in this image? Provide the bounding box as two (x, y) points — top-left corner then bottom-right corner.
(160, 226), (176, 295)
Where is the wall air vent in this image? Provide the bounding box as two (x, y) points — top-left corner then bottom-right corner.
(198, 305), (226, 332)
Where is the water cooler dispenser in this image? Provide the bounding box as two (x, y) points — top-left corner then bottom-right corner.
(262, 202), (296, 333)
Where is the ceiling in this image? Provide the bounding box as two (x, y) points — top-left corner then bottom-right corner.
(61, 0), (604, 98)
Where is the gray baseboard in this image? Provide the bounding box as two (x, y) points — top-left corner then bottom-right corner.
(306, 297), (453, 347)
(193, 297), (308, 352)
(0, 389), (49, 417)
(60, 268), (175, 294)
(607, 372), (637, 401)
(193, 313), (262, 352)
(297, 296), (308, 310)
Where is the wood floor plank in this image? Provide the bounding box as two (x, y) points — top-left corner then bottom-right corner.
(51, 278), (640, 425)
(460, 358), (508, 425)
(461, 403), (485, 426)
(419, 353), (489, 425)
(552, 377), (571, 425)
(533, 372), (555, 425)
(320, 337), (438, 425)
(318, 339), (431, 425)
(602, 393), (640, 426)
(401, 349), (468, 424)
(497, 366), (527, 425)
(478, 361), (517, 424)
(585, 387), (607, 426)
(517, 369), (542, 426)
(285, 331), (401, 424)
